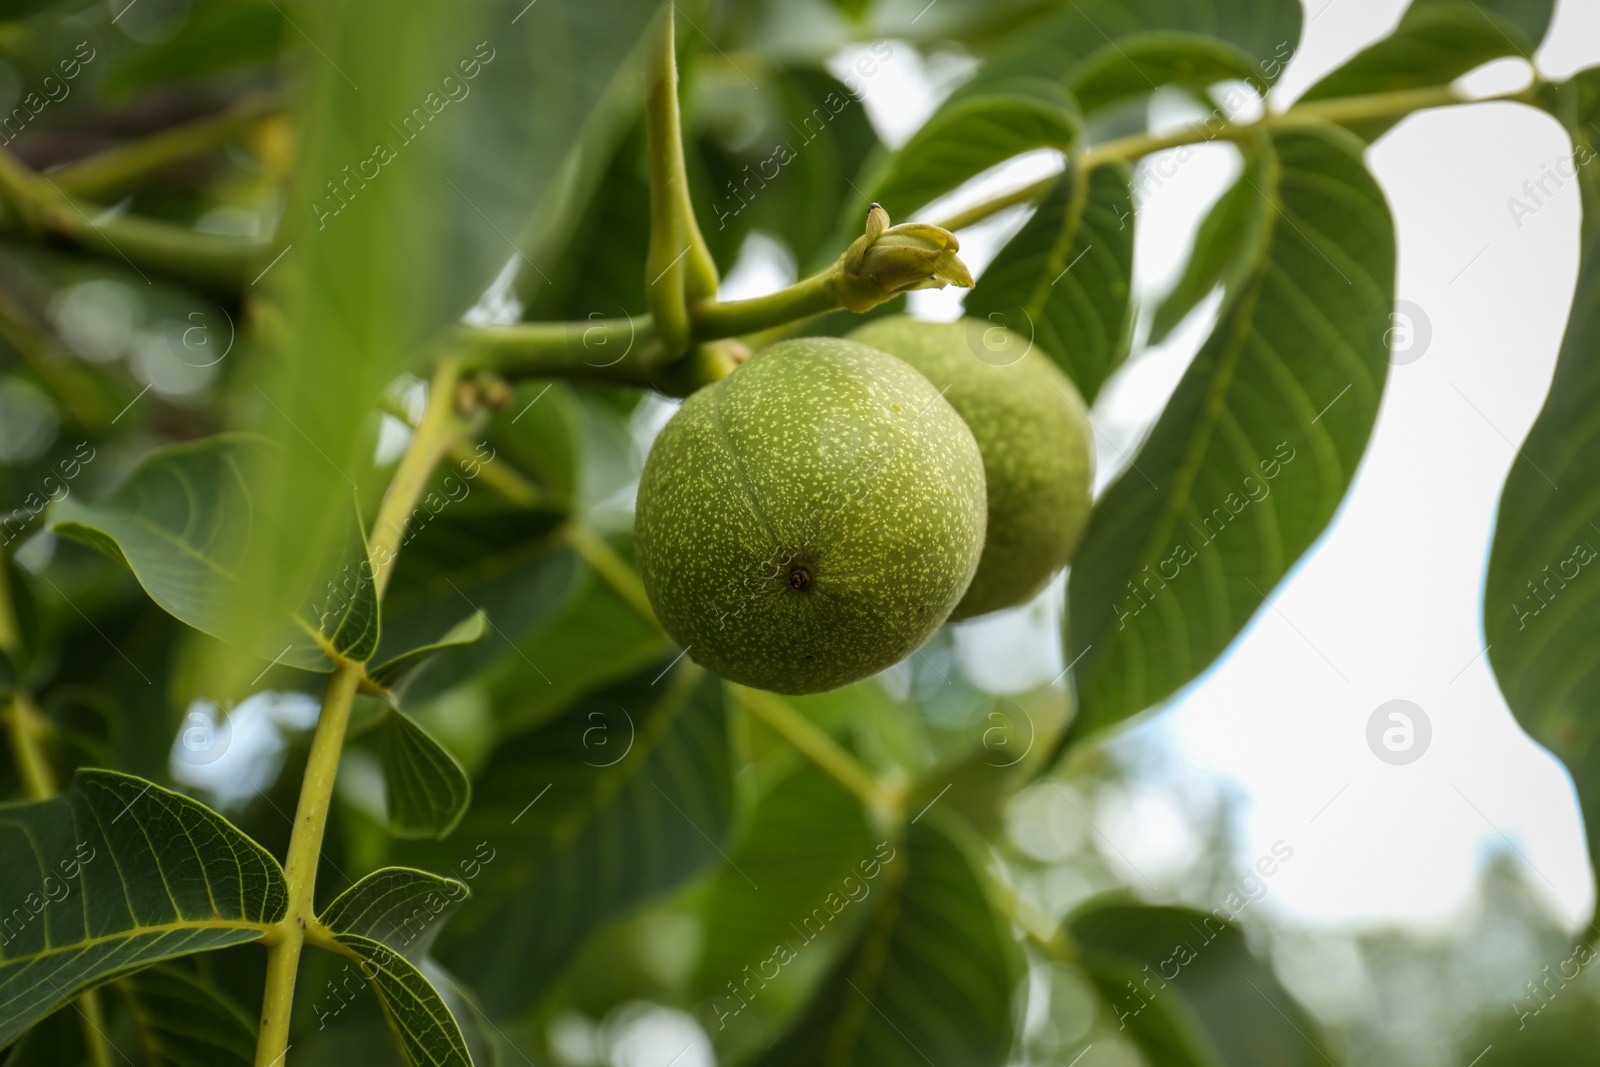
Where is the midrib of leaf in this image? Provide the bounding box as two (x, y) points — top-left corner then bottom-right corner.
(1018, 159), (1094, 324)
(820, 845), (908, 1067)
(0, 920), (275, 973)
(328, 932), (472, 1066)
(538, 662), (703, 858)
(107, 499), (238, 584)
(1099, 149), (1280, 646)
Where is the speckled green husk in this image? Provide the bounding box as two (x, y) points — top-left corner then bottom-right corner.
(634, 337), (986, 694)
(848, 316), (1093, 619)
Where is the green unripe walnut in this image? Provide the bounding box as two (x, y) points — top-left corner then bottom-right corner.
(848, 316), (1093, 619)
(634, 337), (986, 694)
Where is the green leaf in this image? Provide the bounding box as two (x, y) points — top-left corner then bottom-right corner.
(1149, 151), (1269, 346)
(495, 0), (670, 306)
(100, 1), (289, 98)
(422, 662), (734, 1015)
(694, 67), (884, 271)
(0, 770), (287, 1048)
(367, 612), (487, 699)
(375, 508), (581, 702)
(1066, 30), (1294, 114)
(861, 77), (1081, 222)
(483, 564), (673, 736)
(1484, 70), (1600, 886)
(753, 818), (1018, 1067)
(694, 762), (872, 1003)
(1070, 899), (1332, 1067)
(1300, 0), (1555, 138)
(320, 867), (470, 960)
(965, 0), (1302, 112)
(1066, 125), (1396, 739)
(226, 0), (502, 686)
(0, 1004), (84, 1067)
(49, 435), (378, 671)
(374, 707), (473, 840)
(320, 868), (476, 1067)
(326, 935), (474, 1067)
(117, 965), (257, 1067)
(964, 160), (1135, 404)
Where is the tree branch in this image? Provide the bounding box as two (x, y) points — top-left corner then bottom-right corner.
(49, 93), (283, 201)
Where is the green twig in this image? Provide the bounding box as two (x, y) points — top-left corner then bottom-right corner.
(454, 318), (666, 385)
(934, 83), (1536, 233)
(565, 524), (661, 632)
(253, 660), (362, 1067)
(49, 93), (282, 201)
(368, 358), (472, 598)
(0, 149), (264, 297)
(688, 268), (842, 340)
(734, 684), (903, 819)
(644, 5), (719, 357)
(253, 361), (467, 1067)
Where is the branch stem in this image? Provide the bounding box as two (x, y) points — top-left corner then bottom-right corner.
(644, 6), (719, 355)
(734, 685), (902, 818)
(0, 149), (264, 297)
(934, 83), (1535, 232)
(253, 660), (360, 1067)
(50, 93), (282, 201)
(565, 525), (661, 632)
(253, 362), (465, 1067)
(369, 359), (469, 599)
(689, 268), (841, 340)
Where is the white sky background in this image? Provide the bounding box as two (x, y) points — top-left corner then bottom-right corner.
(730, 0), (1600, 933)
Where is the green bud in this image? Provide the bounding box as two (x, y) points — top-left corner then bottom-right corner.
(834, 203), (974, 313)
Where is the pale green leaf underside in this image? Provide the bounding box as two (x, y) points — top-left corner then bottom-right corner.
(1484, 70), (1600, 875)
(0, 770), (287, 1048)
(331, 933), (473, 1067)
(754, 818), (1016, 1067)
(1067, 125), (1396, 738)
(965, 161), (1135, 404)
(321, 866), (469, 959)
(377, 707), (473, 840)
(368, 612), (487, 697)
(48, 435), (378, 671)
